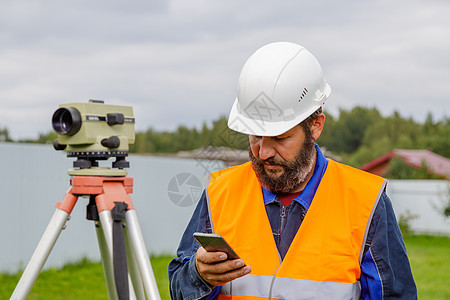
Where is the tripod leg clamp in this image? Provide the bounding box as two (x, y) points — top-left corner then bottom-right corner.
(112, 202), (129, 300)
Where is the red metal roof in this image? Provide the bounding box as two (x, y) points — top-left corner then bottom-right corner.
(360, 149), (450, 178)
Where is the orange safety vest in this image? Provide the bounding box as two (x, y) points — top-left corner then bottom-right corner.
(206, 160), (387, 300)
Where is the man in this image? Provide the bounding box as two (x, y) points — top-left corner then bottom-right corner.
(169, 42), (417, 299)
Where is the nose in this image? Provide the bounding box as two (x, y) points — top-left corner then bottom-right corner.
(258, 137), (277, 161)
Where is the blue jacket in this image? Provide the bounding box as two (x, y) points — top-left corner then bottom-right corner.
(168, 145), (417, 299)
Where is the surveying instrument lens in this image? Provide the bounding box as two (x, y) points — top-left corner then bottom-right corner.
(50, 100), (137, 175)
(52, 107), (82, 136)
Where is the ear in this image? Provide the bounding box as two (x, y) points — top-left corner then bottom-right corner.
(310, 113), (325, 140)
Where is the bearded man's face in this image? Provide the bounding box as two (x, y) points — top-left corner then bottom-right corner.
(249, 124), (316, 194)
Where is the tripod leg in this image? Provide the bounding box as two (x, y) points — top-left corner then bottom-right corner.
(11, 208), (70, 300)
(124, 224), (146, 299)
(97, 210), (119, 300)
(91, 177), (161, 299)
(125, 210), (161, 300)
(97, 211), (139, 300)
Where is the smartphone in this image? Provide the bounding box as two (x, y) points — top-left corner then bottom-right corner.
(193, 232), (240, 260)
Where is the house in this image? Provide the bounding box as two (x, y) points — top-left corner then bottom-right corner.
(360, 149), (450, 179)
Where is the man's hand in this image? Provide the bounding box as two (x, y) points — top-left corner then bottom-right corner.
(195, 246), (252, 287)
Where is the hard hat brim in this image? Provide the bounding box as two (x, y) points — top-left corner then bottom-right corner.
(227, 82), (330, 137)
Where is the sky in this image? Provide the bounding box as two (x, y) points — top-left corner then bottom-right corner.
(1, 0), (449, 140)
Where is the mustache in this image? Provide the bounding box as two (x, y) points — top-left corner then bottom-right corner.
(252, 154), (287, 167)
(254, 156), (304, 178)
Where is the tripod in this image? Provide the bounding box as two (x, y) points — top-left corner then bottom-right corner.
(11, 173), (161, 300)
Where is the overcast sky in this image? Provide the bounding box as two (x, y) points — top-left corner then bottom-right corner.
(1, 0), (449, 140)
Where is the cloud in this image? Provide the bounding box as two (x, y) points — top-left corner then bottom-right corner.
(0, 0), (449, 140)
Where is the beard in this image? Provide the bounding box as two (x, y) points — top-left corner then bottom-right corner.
(249, 134), (316, 194)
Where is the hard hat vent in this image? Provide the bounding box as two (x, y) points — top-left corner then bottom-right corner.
(299, 88), (309, 102)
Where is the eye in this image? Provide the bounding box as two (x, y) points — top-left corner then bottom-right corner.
(274, 136), (288, 141)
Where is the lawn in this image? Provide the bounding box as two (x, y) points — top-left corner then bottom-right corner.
(1, 234), (449, 299)
(404, 234), (450, 299)
(1, 255), (173, 300)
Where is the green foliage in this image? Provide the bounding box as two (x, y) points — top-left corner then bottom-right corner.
(339, 109), (449, 167)
(397, 209), (419, 237)
(320, 106), (382, 153)
(0, 127), (13, 142)
(363, 111), (422, 148)
(130, 117), (248, 154)
(347, 111), (421, 166)
(431, 183), (450, 219)
(32, 131), (59, 144)
(319, 107), (448, 168)
(418, 115), (450, 158)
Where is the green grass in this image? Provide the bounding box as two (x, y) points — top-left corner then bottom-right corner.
(0, 255), (173, 300)
(1, 235), (449, 299)
(404, 234), (450, 300)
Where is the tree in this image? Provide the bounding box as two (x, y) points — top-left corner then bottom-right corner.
(346, 111), (422, 167)
(36, 131), (58, 144)
(320, 106), (382, 154)
(418, 116), (450, 158)
(0, 127), (13, 142)
(209, 116), (248, 150)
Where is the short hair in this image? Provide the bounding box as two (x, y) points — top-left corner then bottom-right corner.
(300, 107), (323, 135)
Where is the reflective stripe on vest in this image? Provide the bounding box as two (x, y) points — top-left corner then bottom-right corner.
(220, 274), (361, 299)
(206, 160), (387, 299)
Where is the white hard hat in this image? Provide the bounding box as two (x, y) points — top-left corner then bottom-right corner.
(228, 42), (331, 136)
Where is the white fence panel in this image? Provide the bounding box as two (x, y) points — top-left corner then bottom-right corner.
(387, 180), (450, 235)
(0, 142), (224, 273)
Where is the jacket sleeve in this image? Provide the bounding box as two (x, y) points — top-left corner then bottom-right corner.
(168, 191), (220, 300)
(360, 192), (417, 299)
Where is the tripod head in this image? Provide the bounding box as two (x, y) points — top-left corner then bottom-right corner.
(52, 100), (135, 176)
